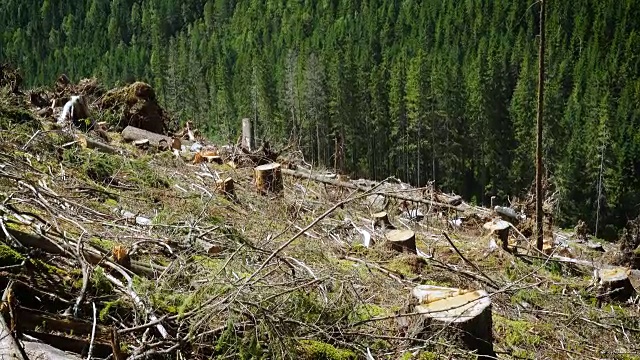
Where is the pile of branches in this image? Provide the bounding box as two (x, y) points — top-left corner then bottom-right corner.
(0, 63), (22, 93)
(0, 132), (404, 359)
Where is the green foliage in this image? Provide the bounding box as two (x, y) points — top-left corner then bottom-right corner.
(298, 340), (356, 360)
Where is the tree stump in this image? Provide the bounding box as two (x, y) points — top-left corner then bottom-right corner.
(412, 285), (495, 359)
(216, 177), (235, 198)
(254, 163), (283, 194)
(483, 219), (511, 251)
(596, 267), (636, 302)
(373, 211), (395, 230)
(386, 229), (416, 254)
(242, 118), (254, 151)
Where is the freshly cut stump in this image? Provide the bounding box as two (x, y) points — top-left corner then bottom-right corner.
(483, 219), (511, 251)
(373, 211), (395, 230)
(412, 285), (495, 359)
(596, 267), (636, 302)
(216, 177), (235, 197)
(254, 163), (283, 194)
(386, 229), (416, 254)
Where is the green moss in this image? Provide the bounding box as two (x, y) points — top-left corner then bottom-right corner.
(29, 259), (68, 276)
(511, 289), (545, 307)
(0, 243), (24, 265)
(298, 340), (356, 360)
(104, 198), (119, 207)
(92, 267), (114, 295)
(348, 304), (387, 322)
(494, 315), (550, 350)
(99, 299), (123, 322)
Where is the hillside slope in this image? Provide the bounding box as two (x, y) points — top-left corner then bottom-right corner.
(1, 76), (640, 359)
(3, 0), (640, 236)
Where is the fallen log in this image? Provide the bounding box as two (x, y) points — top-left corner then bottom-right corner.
(83, 135), (121, 154)
(122, 125), (174, 148)
(5, 227), (161, 279)
(22, 338), (84, 360)
(412, 285), (495, 359)
(281, 168), (460, 211)
(1, 282), (27, 360)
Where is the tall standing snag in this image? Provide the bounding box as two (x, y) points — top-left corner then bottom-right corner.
(254, 163), (283, 194)
(242, 118), (254, 151)
(411, 285), (495, 359)
(535, 0), (546, 251)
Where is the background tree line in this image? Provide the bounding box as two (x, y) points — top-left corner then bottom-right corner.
(2, 0), (640, 239)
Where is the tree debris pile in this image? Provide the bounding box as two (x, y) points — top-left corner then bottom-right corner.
(96, 81), (172, 134)
(1, 76), (640, 359)
(0, 63), (22, 93)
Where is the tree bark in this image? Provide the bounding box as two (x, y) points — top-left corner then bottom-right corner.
(596, 267), (636, 302)
(122, 125), (175, 148)
(254, 163), (283, 194)
(411, 285), (495, 359)
(242, 118), (254, 151)
(386, 229), (416, 254)
(1, 283), (26, 360)
(373, 211), (395, 230)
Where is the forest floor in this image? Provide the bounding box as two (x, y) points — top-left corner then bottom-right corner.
(1, 78), (640, 360)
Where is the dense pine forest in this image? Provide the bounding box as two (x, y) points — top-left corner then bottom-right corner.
(1, 0), (640, 239)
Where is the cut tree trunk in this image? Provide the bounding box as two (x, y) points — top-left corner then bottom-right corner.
(596, 267), (636, 302)
(483, 219), (511, 251)
(373, 211), (395, 230)
(386, 229), (416, 254)
(242, 118), (254, 151)
(411, 285), (495, 359)
(122, 125), (173, 148)
(254, 163), (283, 194)
(216, 177), (235, 197)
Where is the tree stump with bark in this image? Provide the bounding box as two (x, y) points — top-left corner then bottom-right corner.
(373, 211), (395, 230)
(386, 229), (416, 254)
(254, 163), (283, 194)
(411, 285), (495, 359)
(483, 219), (511, 251)
(216, 177), (235, 198)
(596, 267), (636, 302)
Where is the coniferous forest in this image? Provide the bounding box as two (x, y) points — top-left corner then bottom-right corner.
(2, 0), (640, 239)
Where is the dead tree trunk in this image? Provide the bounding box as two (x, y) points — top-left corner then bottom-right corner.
(281, 168), (459, 211)
(122, 126), (176, 149)
(412, 285), (495, 359)
(242, 118), (254, 151)
(1, 283), (27, 360)
(254, 163), (283, 194)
